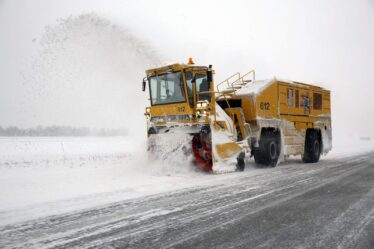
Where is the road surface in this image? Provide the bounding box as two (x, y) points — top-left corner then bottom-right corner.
(1, 152), (373, 249)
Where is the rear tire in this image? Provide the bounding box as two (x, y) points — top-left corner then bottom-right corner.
(302, 130), (321, 163)
(254, 130), (280, 167)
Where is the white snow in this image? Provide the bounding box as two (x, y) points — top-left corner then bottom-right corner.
(0, 136), (215, 225)
(0, 135), (373, 225)
(235, 78), (275, 96)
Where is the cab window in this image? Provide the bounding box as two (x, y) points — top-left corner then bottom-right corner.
(313, 93), (322, 110)
(149, 72), (186, 105)
(287, 88), (294, 107)
(195, 73), (211, 101)
(185, 71), (194, 108)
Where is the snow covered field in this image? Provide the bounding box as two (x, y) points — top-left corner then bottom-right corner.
(0, 136), (373, 226)
(0, 136), (208, 225)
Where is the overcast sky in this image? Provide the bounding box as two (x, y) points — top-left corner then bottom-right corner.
(0, 0), (373, 141)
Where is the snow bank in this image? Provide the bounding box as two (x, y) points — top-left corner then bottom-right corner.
(0, 137), (137, 166)
(0, 136), (205, 223)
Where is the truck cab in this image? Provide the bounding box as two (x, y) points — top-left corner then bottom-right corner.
(143, 61), (215, 136)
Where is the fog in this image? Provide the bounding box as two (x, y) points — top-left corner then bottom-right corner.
(0, 0), (373, 142)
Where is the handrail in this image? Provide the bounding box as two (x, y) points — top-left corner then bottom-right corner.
(216, 72), (241, 92)
(196, 69), (256, 123)
(238, 69), (255, 84)
(229, 70), (256, 88)
(216, 69), (256, 94)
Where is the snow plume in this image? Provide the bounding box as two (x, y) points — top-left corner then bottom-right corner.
(23, 13), (161, 134)
(147, 134), (200, 175)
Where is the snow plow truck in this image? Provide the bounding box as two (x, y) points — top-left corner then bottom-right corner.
(142, 59), (332, 173)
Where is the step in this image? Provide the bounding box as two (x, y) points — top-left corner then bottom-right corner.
(233, 82), (248, 86)
(220, 89), (236, 94)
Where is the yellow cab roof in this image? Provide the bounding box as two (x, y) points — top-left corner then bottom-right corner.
(146, 63), (208, 76)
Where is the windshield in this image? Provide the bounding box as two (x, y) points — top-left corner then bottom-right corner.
(149, 72), (186, 105)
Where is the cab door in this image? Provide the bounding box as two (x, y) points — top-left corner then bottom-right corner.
(193, 71), (211, 102)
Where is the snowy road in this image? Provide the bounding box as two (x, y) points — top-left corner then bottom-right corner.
(1, 151), (373, 249)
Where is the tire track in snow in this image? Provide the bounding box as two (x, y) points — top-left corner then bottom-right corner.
(0, 153), (373, 249)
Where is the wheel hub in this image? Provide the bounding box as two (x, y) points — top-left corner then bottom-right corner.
(270, 142), (277, 159)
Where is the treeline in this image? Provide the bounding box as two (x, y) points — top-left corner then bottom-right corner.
(0, 126), (127, 137)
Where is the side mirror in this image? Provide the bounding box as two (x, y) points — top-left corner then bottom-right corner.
(207, 65), (213, 83)
(142, 77), (147, 92)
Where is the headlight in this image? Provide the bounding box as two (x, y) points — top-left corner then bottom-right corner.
(196, 110), (208, 117)
(144, 107), (151, 118)
(196, 101), (210, 117)
(196, 100), (209, 110)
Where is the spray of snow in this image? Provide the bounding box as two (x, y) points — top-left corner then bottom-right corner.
(16, 13), (203, 178)
(147, 133), (199, 175)
(23, 13), (161, 135)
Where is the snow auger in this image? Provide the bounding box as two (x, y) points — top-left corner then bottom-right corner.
(142, 58), (332, 173)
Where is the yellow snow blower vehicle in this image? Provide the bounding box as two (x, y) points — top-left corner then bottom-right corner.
(142, 59), (332, 173)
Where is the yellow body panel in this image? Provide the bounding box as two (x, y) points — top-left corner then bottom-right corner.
(236, 80), (331, 122)
(229, 79), (332, 156)
(149, 102), (193, 116)
(215, 142), (242, 159)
